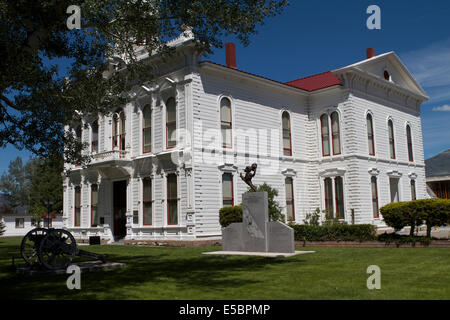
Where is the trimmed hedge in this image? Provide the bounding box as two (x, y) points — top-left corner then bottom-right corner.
(219, 205), (242, 228)
(380, 199), (450, 237)
(289, 223), (377, 242)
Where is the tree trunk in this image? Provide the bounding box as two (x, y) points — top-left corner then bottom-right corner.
(409, 223), (415, 236)
(426, 224), (432, 238)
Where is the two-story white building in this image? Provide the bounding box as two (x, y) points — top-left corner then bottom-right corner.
(63, 34), (429, 242)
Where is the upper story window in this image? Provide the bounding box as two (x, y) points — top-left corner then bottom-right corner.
(410, 179), (416, 200)
(113, 109), (126, 150)
(330, 112), (341, 155)
(220, 97), (232, 149)
(91, 120), (99, 153)
(367, 114), (375, 156)
(142, 105), (152, 153)
(74, 186), (81, 227)
(222, 173), (234, 207)
(320, 114), (330, 156)
(282, 111), (292, 156)
(166, 97), (176, 149)
(167, 173), (178, 225)
(406, 124), (413, 162)
(91, 184), (98, 227)
(388, 119), (395, 159)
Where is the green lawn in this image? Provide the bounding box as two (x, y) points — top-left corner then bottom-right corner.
(0, 237), (449, 299)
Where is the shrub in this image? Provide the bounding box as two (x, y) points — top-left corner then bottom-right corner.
(303, 208), (321, 226)
(219, 205), (242, 228)
(380, 199), (450, 237)
(0, 221), (5, 236)
(247, 183), (285, 222)
(289, 223), (377, 242)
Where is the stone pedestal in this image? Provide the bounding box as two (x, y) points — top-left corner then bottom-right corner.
(222, 191), (294, 253)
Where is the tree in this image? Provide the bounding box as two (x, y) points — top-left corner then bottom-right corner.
(0, 0), (288, 164)
(247, 183), (284, 222)
(0, 157), (32, 210)
(0, 154), (63, 224)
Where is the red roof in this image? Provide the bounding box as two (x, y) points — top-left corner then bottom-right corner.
(284, 71), (341, 92)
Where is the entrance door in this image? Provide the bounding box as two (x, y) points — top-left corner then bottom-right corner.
(113, 180), (127, 239)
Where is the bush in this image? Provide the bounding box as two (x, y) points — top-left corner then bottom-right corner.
(377, 232), (431, 246)
(289, 223), (377, 242)
(0, 221), (5, 236)
(380, 199), (450, 237)
(219, 205), (242, 228)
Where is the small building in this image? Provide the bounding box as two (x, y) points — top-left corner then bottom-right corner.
(426, 149), (450, 199)
(0, 194), (63, 237)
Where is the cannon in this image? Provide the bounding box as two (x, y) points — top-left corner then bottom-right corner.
(20, 227), (105, 270)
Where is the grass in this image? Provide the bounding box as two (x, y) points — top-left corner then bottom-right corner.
(0, 237), (449, 299)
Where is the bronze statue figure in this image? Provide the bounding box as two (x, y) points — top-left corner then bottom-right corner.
(240, 163), (257, 192)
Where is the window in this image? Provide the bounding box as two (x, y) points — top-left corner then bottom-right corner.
(335, 177), (345, 219)
(44, 218), (52, 228)
(166, 97), (176, 148)
(220, 98), (232, 148)
(285, 177), (295, 221)
(91, 184), (98, 227)
(330, 112), (341, 155)
(222, 173), (234, 207)
(367, 114), (375, 155)
(74, 186), (81, 227)
(324, 177), (334, 218)
(384, 70), (390, 81)
(282, 111), (292, 156)
(371, 176), (379, 218)
(389, 178), (399, 202)
(411, 180), (416, 200)
(31, 218), (37, 226)
(321, 114), (330, 156)
(143, 105), (152, 153)
(406, 125), (413, 162)
(167, 174), (178, 225)
(143, 178), (152, 225)
(113, 109), (126, 150)
(15, 218), (24, 228)
(91, 120), (98, 153)
(388, 119), (395, 159)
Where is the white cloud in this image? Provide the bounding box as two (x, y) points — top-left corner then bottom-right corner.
(432, 104), (450, 111)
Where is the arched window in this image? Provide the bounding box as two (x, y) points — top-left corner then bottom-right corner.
(406, 125), (413, 162)
(320, 114), (330, 156)
(222, 173), (233, 207)
(143, 177), (152, 225)
(282, 111), (292, 156)
(285, 177), (295, 221)
(367, 114), (375, 155)
(74, 186), (81, 227)
(113, 109), (126, 150)
(166, 97), (176, 148)
(335, 176), (344, 219)
(91, 120), (98, 153)
(331, 112), (341, 155)
(142, 105), (152, 153)
(91, 184), (98, 227)
(371, 176), (379, 218)
(388, 119), (395, 159)
(220, 98), (232, 148)
(167, 173), (178, 225)
(384, 70), (390, 81)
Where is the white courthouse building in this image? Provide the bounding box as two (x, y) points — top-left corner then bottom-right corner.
(63, 34), (429, 242)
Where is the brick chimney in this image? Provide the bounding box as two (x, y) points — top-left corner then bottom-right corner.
(366, 48), (375, 59)
(225, 42), (237, 69)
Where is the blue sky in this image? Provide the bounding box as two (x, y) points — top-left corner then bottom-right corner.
(1, 0), (449, 175)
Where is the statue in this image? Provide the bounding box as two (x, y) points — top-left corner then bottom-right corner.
(240, 163), (257, 192)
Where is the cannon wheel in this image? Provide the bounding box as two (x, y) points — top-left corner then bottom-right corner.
(20, 228), (49, 266)
(38, 229), (77, 270)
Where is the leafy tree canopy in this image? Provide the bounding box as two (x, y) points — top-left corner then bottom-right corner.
(0, 0), (288, 165)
